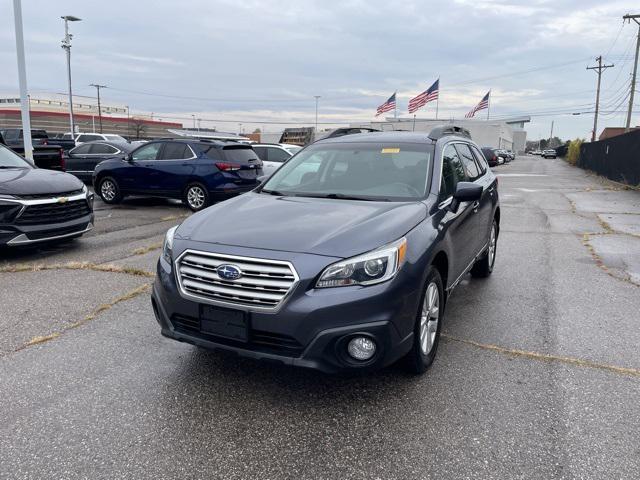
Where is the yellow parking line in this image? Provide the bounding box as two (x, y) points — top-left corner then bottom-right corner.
(441, 333), (640, 378)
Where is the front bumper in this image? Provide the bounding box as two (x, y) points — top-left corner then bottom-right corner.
(0, 191), (94, 246)
(151, 245), (422, 373)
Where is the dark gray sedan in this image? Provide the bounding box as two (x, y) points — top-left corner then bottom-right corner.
(65, 141), (135, 181)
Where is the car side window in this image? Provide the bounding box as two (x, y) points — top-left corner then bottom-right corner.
(160, 142), (191, 160)
(268, 147), (291, 163)
(440, 144), (467, 202)
(470, 145), (488, 175)
(71, 144), (92, 155)
(131, 143), (162, 161)
(90, 143), (118, 155)
(455, 143), (481, 181)
(252, 146), (267, 161)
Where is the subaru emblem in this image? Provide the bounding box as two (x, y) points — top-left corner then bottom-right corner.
(216, 264), (242, 281)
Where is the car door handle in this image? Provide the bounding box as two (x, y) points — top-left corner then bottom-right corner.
(472, 201), (480, 212)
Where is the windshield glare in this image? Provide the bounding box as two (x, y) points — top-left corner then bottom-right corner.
(0, 145), (31, 168)
(262, 142), (433, 201)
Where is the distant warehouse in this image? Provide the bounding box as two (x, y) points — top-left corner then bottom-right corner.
(350, 116), (530, 153)
(0, 93), (182, 139)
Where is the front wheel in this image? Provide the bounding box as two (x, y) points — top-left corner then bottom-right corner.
(404, 267), (444, 374)
(98, 176), (122, 204)
(471, 219), (498, 278)
(184, 183), (210, 212)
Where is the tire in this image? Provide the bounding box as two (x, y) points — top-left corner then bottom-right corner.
(184, 182), (210, 212)
(404, 267), (444, 374)
(98, 176), (122, 204)
(470, 219), (498, 278)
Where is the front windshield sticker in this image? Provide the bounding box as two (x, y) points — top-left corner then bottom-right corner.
(381, 148), (400, 154)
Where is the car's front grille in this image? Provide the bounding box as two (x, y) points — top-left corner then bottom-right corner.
(16, 200), (91, 225)
(177, 251), (298, 310)
(16, 189), (84, 200)
(170, 314), (304, 357)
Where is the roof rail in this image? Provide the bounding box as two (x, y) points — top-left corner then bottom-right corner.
(428, 125), (472, 140)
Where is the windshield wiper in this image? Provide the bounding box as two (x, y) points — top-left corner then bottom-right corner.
(0, 166), (26, 169)
(261, 189), (287, 196)
(310, 193), (387, 202)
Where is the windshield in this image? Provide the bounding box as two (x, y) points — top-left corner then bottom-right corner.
(0, 145), (31, 169)
(262, 142), (433, 201)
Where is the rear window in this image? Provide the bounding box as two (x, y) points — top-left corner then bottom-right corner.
(223, 147), (260, 164)
(31, 130), (48, 139)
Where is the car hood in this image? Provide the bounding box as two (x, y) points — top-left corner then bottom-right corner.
(177, 192), (427, 258)
(0, 168), (84, 196)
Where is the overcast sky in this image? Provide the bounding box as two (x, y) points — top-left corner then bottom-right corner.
(1, 0), (639, 139)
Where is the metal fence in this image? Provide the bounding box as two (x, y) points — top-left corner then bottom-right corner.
(579, 130), (640, 186)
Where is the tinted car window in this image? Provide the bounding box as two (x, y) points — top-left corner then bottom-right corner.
(160, 142), (191, 160)
(132, 143), (162, 161)
(71, 144), (92, 155)
(78, 134), (102, 142)
(267, 147), (291, 163)
(90, 143), (119, 155)
(3, 130), (18, 141)
(252, 146), (267, 161)
(440, 144), (467, 201)
(455, 143), (481, 181)
(470, 145), (488, 174)
(30, 130), (48, 139)
(223, 147), (260, 164)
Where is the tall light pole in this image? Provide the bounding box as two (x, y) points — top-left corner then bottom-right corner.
(89, 83), (106, 133)
(61, 15), (81, 137)
(12, 0), (33, 161)
(623, 14), (640, 132)
(314, 95), (321, 138)
(191, 114), (196, 129)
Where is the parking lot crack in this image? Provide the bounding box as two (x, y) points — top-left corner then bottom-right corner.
(441, 333), (640, 378)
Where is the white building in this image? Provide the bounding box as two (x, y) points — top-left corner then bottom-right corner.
(349, 116), (530, 153)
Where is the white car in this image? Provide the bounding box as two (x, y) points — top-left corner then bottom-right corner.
(252, 143), (302, 178)
(62, 132), (128, 145)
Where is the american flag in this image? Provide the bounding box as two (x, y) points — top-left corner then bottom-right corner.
(465, 91), (490, 118)
(376, 92), (396, 116)
(408, 79), (439, 114)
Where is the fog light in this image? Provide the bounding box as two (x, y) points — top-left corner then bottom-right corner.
(347, 336), (376, 361)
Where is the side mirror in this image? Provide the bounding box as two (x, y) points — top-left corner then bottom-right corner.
(450, 182), (482, 213)
(124, 154), (133, 162)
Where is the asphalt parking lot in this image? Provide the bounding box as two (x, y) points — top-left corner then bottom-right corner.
(1, 156), (639, 479)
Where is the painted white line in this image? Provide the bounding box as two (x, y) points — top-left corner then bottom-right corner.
(496, 174), (548, 177)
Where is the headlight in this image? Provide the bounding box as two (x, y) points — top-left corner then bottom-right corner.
(162, 226), (178, 264)
(316, 237), (407, 288)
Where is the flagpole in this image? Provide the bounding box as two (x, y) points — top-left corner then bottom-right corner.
(412, 114), (416, 131)
(487, 90), (491, 120)
(436, 78), (439, 120)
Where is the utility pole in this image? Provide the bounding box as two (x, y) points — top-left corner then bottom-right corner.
(549, 120), (554, 147)
(89, 84), (106, 133)
(587, 56), (614, 142)
(61, 16), (81, 136)
(12, 0), (33, 161)
(623, 14), (640, 132)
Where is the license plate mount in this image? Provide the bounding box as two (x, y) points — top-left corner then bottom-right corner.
(199, 305), (248, 342)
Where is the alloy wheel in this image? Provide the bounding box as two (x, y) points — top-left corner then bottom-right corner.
(187, 186), (206, 210)
(101, 180), (116, 201)
(488, 223), (497, 268)
(420, 282), (440, 355)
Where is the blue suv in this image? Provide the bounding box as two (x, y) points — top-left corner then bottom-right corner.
(93, 139), (263, 211)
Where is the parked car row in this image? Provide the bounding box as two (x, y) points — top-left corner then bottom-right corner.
(529, 149), (556, 158)
(480, 147), (515, 167)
